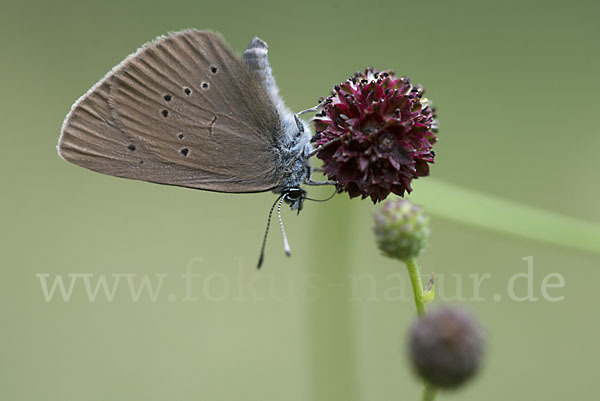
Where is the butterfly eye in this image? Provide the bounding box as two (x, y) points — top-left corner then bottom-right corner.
(286, 188), (304, 200)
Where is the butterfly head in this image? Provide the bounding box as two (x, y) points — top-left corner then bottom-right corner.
(283, 187), (306, 212)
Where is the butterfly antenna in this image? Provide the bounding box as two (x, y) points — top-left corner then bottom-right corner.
(278, 195), (291, 257)
(257, 194), (284, 269)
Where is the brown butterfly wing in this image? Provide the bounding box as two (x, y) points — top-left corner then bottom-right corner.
(59, 30), (283, 192)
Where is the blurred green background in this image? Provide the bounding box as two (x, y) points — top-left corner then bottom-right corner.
(1, 0), (598, 400)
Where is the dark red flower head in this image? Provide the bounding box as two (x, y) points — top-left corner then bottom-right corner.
(312, 67), (438, 203)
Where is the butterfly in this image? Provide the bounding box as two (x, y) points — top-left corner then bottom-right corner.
(58, 29), (334, 267)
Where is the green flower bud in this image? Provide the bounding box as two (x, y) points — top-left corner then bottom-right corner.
(373, 198), (429, 262)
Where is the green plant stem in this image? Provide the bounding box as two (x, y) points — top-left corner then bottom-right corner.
(405, 258), (426, 317)
(308, 199), (359, 401)
(422, 382), (437, 401)
(405, 258), (437, 401)
(412, 178), (600, 255)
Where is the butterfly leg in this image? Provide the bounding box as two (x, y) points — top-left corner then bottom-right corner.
(296, 101), (327, 117)
(294, 100), (327, 135)
(305, 178), (337, 186)
(293, 100), (328, 134)
(307, 135), (348, 158)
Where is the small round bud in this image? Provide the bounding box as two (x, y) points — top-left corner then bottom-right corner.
(409, 307), (485, 389)
(373, 198), (429, 262)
